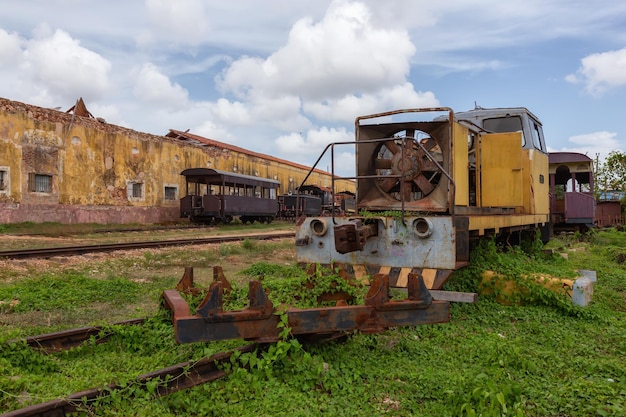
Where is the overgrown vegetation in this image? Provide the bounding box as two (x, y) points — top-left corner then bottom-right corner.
(0, 230), (625, 416)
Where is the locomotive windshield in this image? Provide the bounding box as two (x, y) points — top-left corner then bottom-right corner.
(482, 116), (526, 146)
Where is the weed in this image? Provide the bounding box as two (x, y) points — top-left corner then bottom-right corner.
(1, 230), (626, 416)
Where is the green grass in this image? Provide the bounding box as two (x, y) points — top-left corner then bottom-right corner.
(0, 231), (625, 416)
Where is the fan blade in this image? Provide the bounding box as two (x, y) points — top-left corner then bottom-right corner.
(378, 177), (398, 193)
(421, 137), (437, 152)
(420, 158), (438, 172)
(384, 140), (400, 155)
(414, 174), (434, 195)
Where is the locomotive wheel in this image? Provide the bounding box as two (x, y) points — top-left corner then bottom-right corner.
(224, 215), (233, 224)
(373, 130), (443, 201)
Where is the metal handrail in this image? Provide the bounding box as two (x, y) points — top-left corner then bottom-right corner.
(297, 135), (454, 225)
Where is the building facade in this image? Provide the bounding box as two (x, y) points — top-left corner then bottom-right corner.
(0, 97), (354, 224)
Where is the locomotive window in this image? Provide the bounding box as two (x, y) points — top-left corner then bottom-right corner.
(531, 121), (546, 151)
(483, 116), (526, 146)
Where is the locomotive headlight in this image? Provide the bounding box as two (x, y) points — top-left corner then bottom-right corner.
(413, 217), (433, 239)
(310, 219), (328, 236)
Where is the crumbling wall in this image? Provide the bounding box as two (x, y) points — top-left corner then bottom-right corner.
(0, 97), (354, 224)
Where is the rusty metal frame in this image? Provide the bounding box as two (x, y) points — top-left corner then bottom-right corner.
(162, 267), (450, 344)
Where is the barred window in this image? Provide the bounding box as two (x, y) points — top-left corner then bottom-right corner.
(0, 170), (6, 191)
(164, 186), (177, 200)
(132, 182), (143, 198)
(29, 173), (52, 193)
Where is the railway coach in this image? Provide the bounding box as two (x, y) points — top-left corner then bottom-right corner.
(180, 168), (280, 224)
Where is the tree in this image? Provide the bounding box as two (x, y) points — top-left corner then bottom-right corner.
(595, 150), (626, 196)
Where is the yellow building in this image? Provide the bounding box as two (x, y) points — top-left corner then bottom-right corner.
(0, 97), (354, 224)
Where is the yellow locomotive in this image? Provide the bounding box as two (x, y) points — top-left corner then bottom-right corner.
(164, 106), (552, 343)
(295, 107), (550, 290)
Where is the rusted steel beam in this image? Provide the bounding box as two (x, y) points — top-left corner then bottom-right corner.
(163, 269), (450, 344)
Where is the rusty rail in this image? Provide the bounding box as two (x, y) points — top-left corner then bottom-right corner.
(10, 318), (146, 352)
(0, 344), (260, 417)
(0, 232), (294, 259)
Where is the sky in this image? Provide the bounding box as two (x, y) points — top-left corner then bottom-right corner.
(1, 0), (626, 177)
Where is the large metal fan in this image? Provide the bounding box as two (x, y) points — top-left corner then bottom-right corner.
(373, 129), (443, 202)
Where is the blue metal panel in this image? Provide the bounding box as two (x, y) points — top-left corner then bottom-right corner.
(296, 216), (457, 270)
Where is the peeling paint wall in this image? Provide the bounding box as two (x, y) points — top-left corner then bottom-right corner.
(0, 98), (354, 224)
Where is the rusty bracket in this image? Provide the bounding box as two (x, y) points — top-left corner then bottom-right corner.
(334, 219), (378, 254)
(162, 266), (449, 344)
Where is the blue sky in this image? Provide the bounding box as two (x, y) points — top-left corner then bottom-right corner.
(1, 0), (625, 177)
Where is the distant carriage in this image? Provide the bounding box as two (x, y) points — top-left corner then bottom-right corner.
(548, 152), (596, 232)
(180, 168), (280, 224)
(277, 187), (356, 220)
(277, 194), (322, 219)
(335, 191), (356, 215)
(297, 185), (355, 215)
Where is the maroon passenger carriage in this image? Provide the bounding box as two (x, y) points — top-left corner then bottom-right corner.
(180, 168), (280, 224)
(548, 152), (596, 232)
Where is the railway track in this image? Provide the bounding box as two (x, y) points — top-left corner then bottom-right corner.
(0, 231), (294, 259)
(2, 344), (260, 417)
(2, 320), (262, 417)
(16, 318), (145, 352)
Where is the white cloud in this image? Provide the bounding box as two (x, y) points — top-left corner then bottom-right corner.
(210, 98), (251, 126)
(0, 29), (22, 68)
(13, 27), (112, 107)
(566, 48), (626, 95)
(210, 0), (435, 146)
(142, 0), (211, 46)
(274, 127), (357, 177)
(217, 0), (416, 101)
(132, 62), (189, 107)
(87, 103), (122, 125)
(194, 119), (239, 143)
(304, 83), (439, 122)
(548, 131), (622, 162)
(275, 126), (352, 161)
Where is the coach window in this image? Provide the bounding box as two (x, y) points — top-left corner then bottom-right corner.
(28, 173), (52, 193)
(164, 186), (177, 201)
